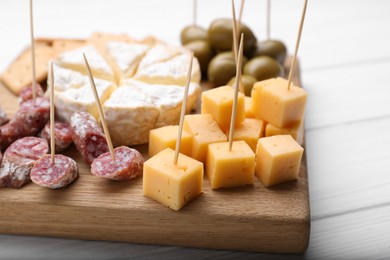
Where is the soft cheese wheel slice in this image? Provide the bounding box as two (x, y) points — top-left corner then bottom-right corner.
(56, 45), (115, 82)
(54, 78), (116, 123)
(51, 62), (90, 92)
(136, 43), (182, 70)
(103, 85), (160, 146)
(134, 52), (201, 85)
(105, 41), (151, 83)
(122, 79), (201, 128)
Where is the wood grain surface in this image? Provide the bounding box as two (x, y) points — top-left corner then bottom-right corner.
(0, 52), (309, 253)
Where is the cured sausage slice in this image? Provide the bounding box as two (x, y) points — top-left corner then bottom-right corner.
(70, 112), (108, 165)
(0, 105), (8, 126)
(0, 137), (48, 188)
(0, 97), (50, 151)
(91, 146), (143, 181)
(39, 121), (73, 152)
(19, 83), (45, 104)
(30, 154), (78, 189)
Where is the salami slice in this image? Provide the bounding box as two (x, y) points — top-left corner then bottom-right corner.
(0, 105), (8, 126)
(0, 97), (50, 151)
(30, 154), (78, 189)
(39, 121), (73, 152)
(0, 137), (48, 188)
(19, 83), (45, 104)
(70, 112), (109, 165)
(91, 146), (143, 181)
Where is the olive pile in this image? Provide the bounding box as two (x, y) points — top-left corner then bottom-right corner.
(181, 18), (287, 96)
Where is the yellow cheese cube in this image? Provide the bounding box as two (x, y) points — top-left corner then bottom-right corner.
(265, 121), (304, 146)
(207, 141), (255, 189)
(149, 125), (192, 157)
(226, 118), (265, 152)
(183, 114), (227, 163)
(244, 96), (255, 118)
(252, 77), (307, 128)
(201, 86), (245, 131)
(255, 135), (304, 187)
(143, 148), (204, 211)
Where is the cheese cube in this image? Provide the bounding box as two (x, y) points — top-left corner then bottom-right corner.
(201, 86), (245, 131)
(265, 120), (304, 146)
(183, 114), (227, 163)
(226, 118), (265, 152)
(206, 141), (255, 189)
(149, 125), (192, 157)
(143, 148), (204, 211)
(255, 135), (304, 187)
(252, 77), (307, 128)
(244, 96), (255, 118)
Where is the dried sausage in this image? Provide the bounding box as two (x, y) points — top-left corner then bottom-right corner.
(39, 121), (73, 152)
(19, 83), (45, 104)
(0, 105), (8, 126)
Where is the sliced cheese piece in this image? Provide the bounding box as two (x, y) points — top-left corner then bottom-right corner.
(54, 78), (116, 123)
(105, 41), (151, 83)
(134, 52), (201, 85)
(255, 135), (304, 187)
(56, 45), (115, 82)
(201, 86), (245, 131)
(143, 148), (203, 211)
(136, 43), (182, 70)
(103, 85), (160, 146)
(207, 141), (255, 189)
(183, 114), (227, 163)
(252, 77), (307, 128)
(149, 125), (192, 158)
(123, 79), (201, 128)
(51, 62), (90, 92)
(226, 118), (265, 152)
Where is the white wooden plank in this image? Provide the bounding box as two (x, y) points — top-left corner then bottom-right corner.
(306, 205), (390, 259)
(306, 117), (390, 219)
(303, 60), (390, 129)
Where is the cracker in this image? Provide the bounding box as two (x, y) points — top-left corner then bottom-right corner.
(0, 42), (53, 95)
(52, 39), (86, 58)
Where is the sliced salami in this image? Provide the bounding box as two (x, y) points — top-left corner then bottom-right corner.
(70, 112), (109, 165)
(19, 83), (45, 104)
(91, 146), (144, 181)
(0, 137), (48, 188)
(39, 121), (73, 152)
(0, 97), (50, 151)
(0, 105), (8, 126)
(30, 154), (78, 189)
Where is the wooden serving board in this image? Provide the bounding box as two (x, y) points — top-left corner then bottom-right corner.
(0, 57), (310, 254)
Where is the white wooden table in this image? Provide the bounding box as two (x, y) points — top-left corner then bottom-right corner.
(1, 0), (390, 259)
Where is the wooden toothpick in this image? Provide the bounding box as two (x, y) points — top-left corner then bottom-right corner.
(228, 34), (244, 151)
(193, 0), (197, 26)
(266, 0), (271, 40)
(231, 0), (244, 94)
(49, 62), (55, 164)
(174, 53), (193, 165)
(238, 0), (245, 31)
(83, 53), (115, 161)
(287, 0), (308, 91)
(29, 0), (37, 105)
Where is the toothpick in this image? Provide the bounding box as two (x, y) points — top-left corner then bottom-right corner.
(231, 0), (245, 94)
(238, 0), (245, 30)
(287, 0), (307, 91)
(193, 0), (197, 25)
(49, 62), (55, 164)
(228, 34), (244, 151)
(174, 53), (193, 165)
(266, 0), (271, 40)
(83, 53), (115, 161)
(29, 0), (36, 105)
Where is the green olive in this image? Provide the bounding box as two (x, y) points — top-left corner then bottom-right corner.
(252, 40), (287, 64)
(184, 40), (214, 75)
(180, 25), (208, 45)
(208, 18), (257, 56)
(243, 56), (282, 81)
(207, 51), (248, 86)
(227, 74), (257, 97)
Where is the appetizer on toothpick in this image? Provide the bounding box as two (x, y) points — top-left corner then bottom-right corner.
(144, 53), (204, 211)
(83, 54), (144, 181)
